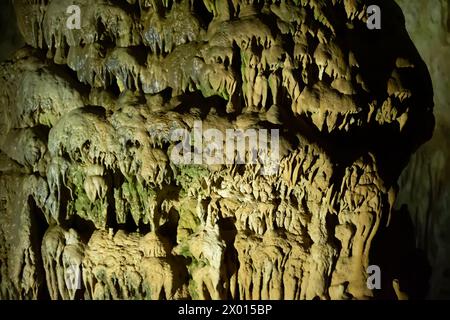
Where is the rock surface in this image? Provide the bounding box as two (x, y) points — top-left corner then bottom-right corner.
(0, 0), (434, 299)
(394, 0), (450, 299)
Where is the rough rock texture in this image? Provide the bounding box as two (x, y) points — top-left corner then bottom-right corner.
(0, 0), (434, 299)
(394, 0), (450, 299)
(0, 1), (25, 61)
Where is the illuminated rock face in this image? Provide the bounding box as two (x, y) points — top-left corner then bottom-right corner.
(0, 0), (433, 300)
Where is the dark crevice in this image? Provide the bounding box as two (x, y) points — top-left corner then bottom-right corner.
(447, 0), (450, 32)
(192, 0), (214, 29)
(370, 205), (431, 299)
(28, 196), (50, 300)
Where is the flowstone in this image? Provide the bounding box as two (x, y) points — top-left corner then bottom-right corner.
(0, 0), (434, 300)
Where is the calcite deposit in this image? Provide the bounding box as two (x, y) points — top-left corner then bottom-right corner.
(0, 0), (434, 299)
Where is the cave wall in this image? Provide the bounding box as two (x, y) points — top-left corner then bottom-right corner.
(0, 1), (24, 61)
(0, 0), (441, 300)
(394, 0), (450, 299)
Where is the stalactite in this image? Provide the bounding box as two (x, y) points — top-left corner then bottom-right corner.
(0, 0), (434, 300)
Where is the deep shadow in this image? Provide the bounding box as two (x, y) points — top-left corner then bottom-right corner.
(370, 204), (431, 299)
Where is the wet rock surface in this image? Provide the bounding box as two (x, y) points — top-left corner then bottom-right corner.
(0, 0), (434, 299)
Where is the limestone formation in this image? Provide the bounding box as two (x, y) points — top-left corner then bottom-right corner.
(394, 0), (450, 299)
(0, 0), (434, 299)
